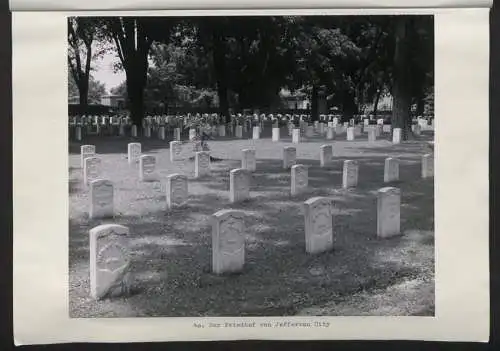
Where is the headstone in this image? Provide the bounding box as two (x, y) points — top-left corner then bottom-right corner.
(291, 164), (308, 196)
(392, 128), (402, 144)
(80, 145), (96, 168)
(335, 125), (344, 135)
(127, 143), (141, 165)
(89, 179), (114, 219)
(326, 127), (335, 140)
(272, 128), (280, 142)
(422, 154), (434, 178)
(174, 128), (181, 141)
(318, 123), (325, 135)
(75, 126), (82, 141)
(139, 155), (156, 182)
(189, 128), (197, 141)
(89, 224), (130, 300)
(375, 125), (382, 137)
(211, 210), (245, 274)
(131, 125), (138, 137)
(84, 157), (101, 185)
(346, 127), (355, 141)
(364, 119), (370, 126)
(158, 126), (165, 140)
(218, 125), (226, 137)
(368, 128), (376, 142)
(252, 126), (260, 140)
(354, 126), (362, 137)
(292, 128), (301, 144)
(235, 125), (243, 138)
(241, 149), (256, 172)
(119, 124), (125, 136)
(305, 126), (314, 138)
(342, 160), (359, 189)
(144, 126), (151, 138)
(377, 118), (384, 125)
(169, 141), (183, 162)
(383, 125), (391, 133)
(303, 197), (334, 254)
(413, 124), (421, 136)
(195, 151), (211, 178)
(384, 157), (399, 183)
(320, 145), (333, 167)
(229, 169), (250, 203)
(283, 146), (297, 169)
(377, 187), (401, 238)
(166, 174), (188, 209)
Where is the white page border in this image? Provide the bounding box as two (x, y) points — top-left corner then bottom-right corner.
(12, 8), (490, 345)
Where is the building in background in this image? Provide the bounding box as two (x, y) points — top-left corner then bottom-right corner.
(101, 94), (126, 109)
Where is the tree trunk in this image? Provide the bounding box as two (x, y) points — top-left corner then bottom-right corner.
(126, 74), (145, 126)
(416, 94), (425, 117)
(342, 91), (357, 123)
(212, 26), (230, 124)
(373, 88), (382, 118)
(311, 85), (319, 122)
(78, 79), (89, 106)
(391, 17), (413, 140)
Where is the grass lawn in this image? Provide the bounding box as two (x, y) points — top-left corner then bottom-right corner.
(69, 125), (435, 318)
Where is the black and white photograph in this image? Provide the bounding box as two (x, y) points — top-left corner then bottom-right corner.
(67, 15), (435, 318)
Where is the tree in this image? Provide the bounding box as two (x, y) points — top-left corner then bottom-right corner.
(68, 72), (108, 104)
(102, 17), (177, 125)
(67, 17), (107, 106)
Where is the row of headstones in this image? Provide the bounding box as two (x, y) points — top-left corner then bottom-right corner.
(88, 183), (406, 300)
(82, 142), (434, 219)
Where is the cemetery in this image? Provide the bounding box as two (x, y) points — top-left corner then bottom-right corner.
(68, 15), (434, 318)
(68, 114), (435, 318)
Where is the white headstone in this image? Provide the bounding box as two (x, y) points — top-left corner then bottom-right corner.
(319, 145), (333, 168)
(241, 149), (256, 172)
(119, 124), (125, 136)
(189, 128), (197, 141)
(413, 124), (421, 136)
(383, 125), (391, 133)
(335, 125), (344, 135)
(89, 179), (114, 219)
(377, 187), (401, 238)
(305, 126), (314, 138)
(139, 155), (156, 182)
(75, 126), (82, 141)
(318, 123), (325, 135)
(235, 125), (243, 138)
(174, 128), (181, 141)
(169, 141), (183, 162)
(292, 128), (301, 144)
(252, 126), (260, 140)
(158, 126), (165, 140)
(230, 169), (250, 203)
(272, 128), (280, 142)
(346, 127), (355, 141)
(326, 127), (335, 140)
(375, 124), (382, 137)
(342, 160), (359, 189)
(392, 128), (402, 144)
(166, 174), (188, 209)
(368, 128), (376, 142)
(218, 125), (226, 137)
(89, 224), (130, 299)
(211, 210), (245, 274)
(291, 164), (308, 196)
(384, 157), (399, 183)
(195, 151), (211, 178)
(354, 126), (362, 137)
(364, 119), (370, 126)
(422, 154), (434, 178)
(131, 125), (138, 137)
(144, 126), (151, 138)
(80, 145), (96, 168)
(84, 156), (101, 185)
(303, 197), (334, 254)
(127, 143), (141, 165)
(283, 146), (297, 169)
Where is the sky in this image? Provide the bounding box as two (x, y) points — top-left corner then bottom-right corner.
(92, 51), (125, 93)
